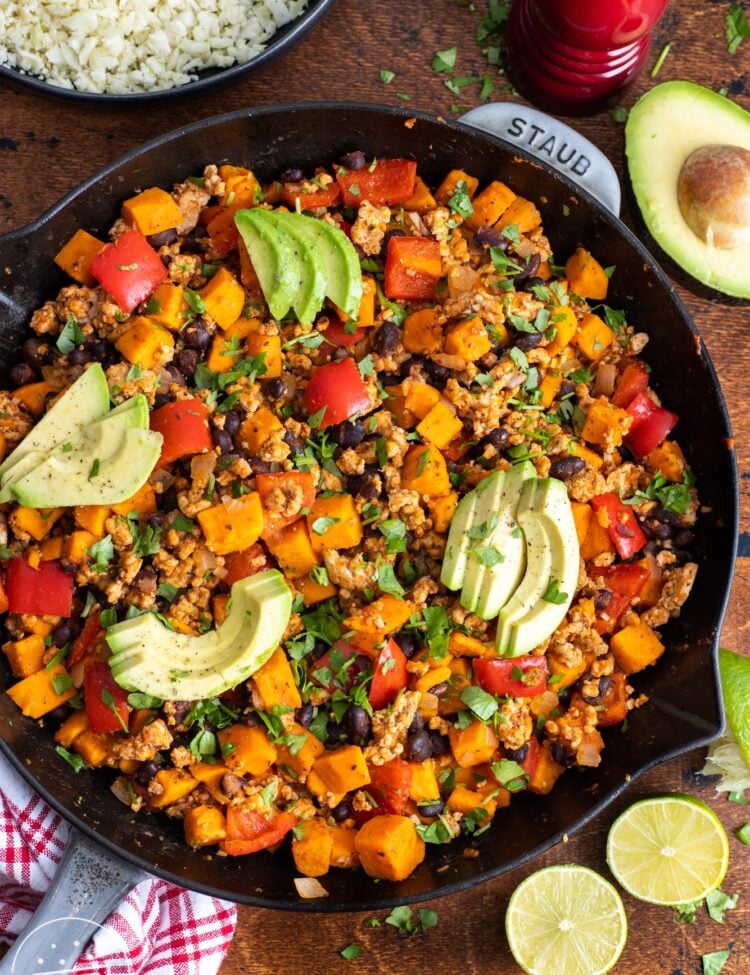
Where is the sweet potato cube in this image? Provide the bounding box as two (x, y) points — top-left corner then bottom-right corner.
(308, 495), (362, 553)
(645, 440), (687, 482)
(571, 501), (593, 546)
(444, 316), (492, 362)
(40, 537), (64, 561)
(197, 492), (264, 555)
(246, 329), (283, 378)
(13, 382), (56, 417)
(200, 267), (245, 330)
(307, 768), (346, 808)
(408, 760), (441, 804)
(184, 806), (227, 848)
(294, 574), (338, 606)
(148, 768), (199, 809)
(115, 317), (174, 370)
(354, 815), (426, 881)
(610, 620), (665, 674)
(416, 401), (463, 449)
(74, 504), (110, 537)
(292, 818), (333, 878)
(3, 634), (46, 678)
(579, 513), (615, 561)
(265, 520), (318, 579)
(337, 275), (377, 327)
(527, 741), (565, 795)
(313, 745), (370, 795)
(276, 722), (325, 778)
(218, 724), (277, 777)
(7, 665), (76, 718)
(435, 169), (479, 206)
(447, 785), (498, 818)
(9, 506), (64, 542)
(465, 180), (517, 230)
(252, 646), (302, 711)
(402, 380), (441, 419)
(403, 176), (437, 214)
(538, 373), (562, 408)
(427, 491), (458, 533)
(122, 187), (182, 237)
(548, 652), (588, 689)
(54, 229), (104, 286)
(238, 407), (284, 455)
(330, 827), (359, 868)
(403, 308), (443, 355)
(496, 196), (541, 233)
(344, 594), (414, 635)
(448, 719), (498, 767)
(546, 305), (578, 356)
(63, 530), (97, 566)
(568, 441), (604, 470)
(573, 313), (615, 362)
(111, 482), (157, 519)
(190, 761), (229, 805)
(384, 383), (416, 429)
(402, 444), (451, 498)
(73, 730), (113, 768)
(581, 398), (631, 448)
(147, 283), (187, 332)
(219, 166), (261, 208)
(566, 247), (609, 300)
(448, 631), (491, 658)
(54, 710), (90, 748)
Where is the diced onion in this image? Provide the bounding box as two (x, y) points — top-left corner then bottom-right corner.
(594, 361), (617, 397)
(294, 877), (329, 899)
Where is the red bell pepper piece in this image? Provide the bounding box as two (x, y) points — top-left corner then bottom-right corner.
(592, 562), (649, 634)
(368, 638), (408, 710)
(322, 318), (366, 348)
(384, 236), (442, 301)
(626, 390), (658, 426)
(280, 181), (341, 210)
(353, 759), (413, 824)
(90, 230), (167, 313)
(612, 362), (650, 408)
(0, 574), (8, 615)
(255, 472), (316, 539)
(68, 610), (103, 667)
(221, 807), (296, 856)
(520, 736), (541, 780)
(303, 358), (371, 429)
(6, 558), (74, 617)
(626, 401), (678, 457)
(85, 662), (130, 734)
(336, 158), (418, 206)
(222, 544), (274, 587)
(441, 435), (472, 462)
(311, 639), (370, 695)
(590, 493), (647, 561)
(150, 398), (212, 466)
(474, 655), (549, 698)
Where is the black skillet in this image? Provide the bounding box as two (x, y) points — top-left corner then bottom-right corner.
(0, 103), (738, 970)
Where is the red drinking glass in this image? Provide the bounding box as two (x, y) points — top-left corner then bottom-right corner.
(506, 0), (670, 114)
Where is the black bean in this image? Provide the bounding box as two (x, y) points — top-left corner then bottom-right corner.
(430, 681), (449, 698)
(240, 711), (262, 728)
(505, 743), (529, 763)
(264, 377), (286, 400)
(296, 704), (314, 729)
(68, 347), (91, 366)
(134, 760), (160, 787)
(394, 630), (419, 659)
(221, 773), (245, 797)
(52, 622), (74, 648)
(474, 226), (508, 249)
(47, 704), (71, 722)
(326, 720), (348, 746)
(671, 548), (690, 565)
(513, 331), (543, 352)
(181, 318), (211, 350)
(654, 506), (682, 527)
(331, 800), (352, 823)
(166, 701), (191, 726)
(418, 798), (445, 817)
(283, 430), (305, 454)
(179, 234), (204, 255)
(594, 589), (613, 612)
(311, 640), (329, 661)
(423, 359), (450, 383)
(559, 380), (576, 397)
(646, 519), (673, 540)
(429, 731), (451, 756)
(153, 393), (171, 410)
(146, 228), (178, 248)
(249, 458), (272, 473)
(408, 712), (425, 735)
(405, 729), (433, 762)
(347, 473), (380, 500)
(550, 742), (576, 767)
(549, 457), (587, 480)
(165, 364), (186, 385)
(343, 706), (371, 745)
(10, 363), (35, 387)
(175, 349), (197, 379)
(372, 321), (399, 355)
(380, 372), (401, 387)
(212, 428), (233, 453)
(673, 529), (694, 548)
(279, 167), (306, 183)
(333, 346), (349, 360)
(483, 427), (510, 450)
(523, 276), (546, 291)
(398, 355), (421, 379)
(329, 420), (365, 448)
(380, 228), (406, 257)
(22, 337), (46, 369)
(87, 340), (118, 366)
(512, 253), (541, 283)
(221, 411), (241, 438)
(581, 674), (611, 704)
(339, 151), (367, 171)
(135, 566), (158, 595)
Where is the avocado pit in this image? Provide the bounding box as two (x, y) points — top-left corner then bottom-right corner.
(677, 144), (750, 249)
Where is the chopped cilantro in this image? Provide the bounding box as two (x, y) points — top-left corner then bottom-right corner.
(311, 516), (340, 535)
(702, 949), (730, 975)
(55, 745), (86, 772)
(460, 685), (498, 722)
(610, 106), (629, 124)
(543, 577), (568, 604)
(705, 889), (738, 923)
(88, 534), (114, 572)
(380, 68), (395, 84)
(431, 47), (457, 73)
(127, 692), (164, 708)
(490, 758), (528, 792)
(184, 289), (207, 314)
(56, 317), (86, 355)
(447, 179), (474, 220)
(376, 563), (405, 599)
(726, 2), (750, 53)
(471, 545), (504, 566)
(378, 518), (407, 554)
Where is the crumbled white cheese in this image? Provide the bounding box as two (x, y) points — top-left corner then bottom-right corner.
(0, 0), (309, 94)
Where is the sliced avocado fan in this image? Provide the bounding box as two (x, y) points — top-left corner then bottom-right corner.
(107, 570), (292, 700)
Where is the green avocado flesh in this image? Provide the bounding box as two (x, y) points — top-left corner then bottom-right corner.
(235, 208), (363, 324)
(626, 81), (750, 298)
(6, 392), (162, 508)
(441, 466), (579, 658)
(0, 364), (110, 499)
(108, 570), (292, 700)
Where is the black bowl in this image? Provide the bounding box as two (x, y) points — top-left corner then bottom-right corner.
(0, 0), (337, 103)
(0, 103), (738, 911)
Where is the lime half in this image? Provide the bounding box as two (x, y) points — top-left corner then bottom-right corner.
(505, 864), (627, 975)
(719, 647), (750, 768)
(606, 795), (729, 906)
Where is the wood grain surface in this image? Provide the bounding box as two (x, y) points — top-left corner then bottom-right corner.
(0, 1), (748, 972)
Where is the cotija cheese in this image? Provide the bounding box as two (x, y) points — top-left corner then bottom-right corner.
(0, 0), (309, 94)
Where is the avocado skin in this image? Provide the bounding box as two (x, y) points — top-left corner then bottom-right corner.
(107, 570), (292, 700)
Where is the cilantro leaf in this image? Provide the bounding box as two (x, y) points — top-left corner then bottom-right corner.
(340, 944), (364, 960)
(702, 949), (730, 975)
(377, 563), (405, 599)
(705, 889), (738, 924)
(726, 2), (750, 53)
(55, 745), (86, 772)
(459, 685), (498, 722)
(56, 317), (86, 355)
(431, 47), (457, 73)
(543, 577), (568, 605)
(471, 546), (504, 566)
(380, 68), (395, 85)
(88, 534), (114, 573)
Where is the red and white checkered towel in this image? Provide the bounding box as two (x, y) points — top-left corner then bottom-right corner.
(0, 754), (237, 974)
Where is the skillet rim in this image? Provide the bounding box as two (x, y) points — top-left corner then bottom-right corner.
(0, 101), (738, 911)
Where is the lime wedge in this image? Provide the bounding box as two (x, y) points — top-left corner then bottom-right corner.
(505, 864), (627, 975)
(606, 795), (729, 906)
(719, 647), (750, 768)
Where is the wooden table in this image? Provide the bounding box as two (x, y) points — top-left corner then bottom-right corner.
(1, 0), (748, 971)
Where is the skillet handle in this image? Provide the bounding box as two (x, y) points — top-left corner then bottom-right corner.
(0, 828), (146, 975)
(458, 103), (621, 215)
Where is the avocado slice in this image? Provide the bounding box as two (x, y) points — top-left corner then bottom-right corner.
(259, 210), (327, 326)
(440, 488), (479, 591)
(10, 395), (162, 507)
(234, 209), (299, 320)
(0, 363), (110, 498)
(626, 81), (750, 298)
(497, 477), (579, 658)
(108, 570), (292, 700)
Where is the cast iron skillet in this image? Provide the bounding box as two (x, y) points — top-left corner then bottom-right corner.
(0, 0), (337, 103)
(0, 104), (738, 918)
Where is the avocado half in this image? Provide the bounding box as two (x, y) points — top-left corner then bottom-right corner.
(626, 81), (750, 299)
